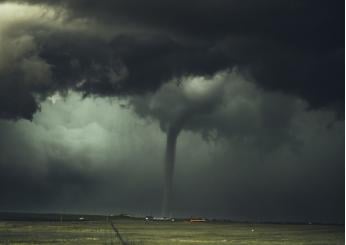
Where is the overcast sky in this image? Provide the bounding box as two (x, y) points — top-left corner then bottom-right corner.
(0, 0), (344, 223)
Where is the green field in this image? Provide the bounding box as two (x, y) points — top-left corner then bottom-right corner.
(0, 220), (344, 244)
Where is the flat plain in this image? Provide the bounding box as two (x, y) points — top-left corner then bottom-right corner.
(0, 220), (344, 244)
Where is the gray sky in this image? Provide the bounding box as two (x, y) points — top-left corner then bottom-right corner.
(0, 1), (343, 223)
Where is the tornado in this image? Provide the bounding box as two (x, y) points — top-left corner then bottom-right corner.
(162, 114), (189, 217)
(160, 76), (223, 217)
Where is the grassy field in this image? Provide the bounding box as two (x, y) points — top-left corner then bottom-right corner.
(0, 220), (344, 244)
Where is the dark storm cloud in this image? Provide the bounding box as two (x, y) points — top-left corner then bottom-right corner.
(0, 0), (343, 224)
(0, 6), (119, 119)
(0, 0), (344, 119)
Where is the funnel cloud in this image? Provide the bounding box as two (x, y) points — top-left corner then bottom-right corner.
(162, 120), (183, 217)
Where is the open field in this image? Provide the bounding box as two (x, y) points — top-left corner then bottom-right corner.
(0, 219), (344, 245)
